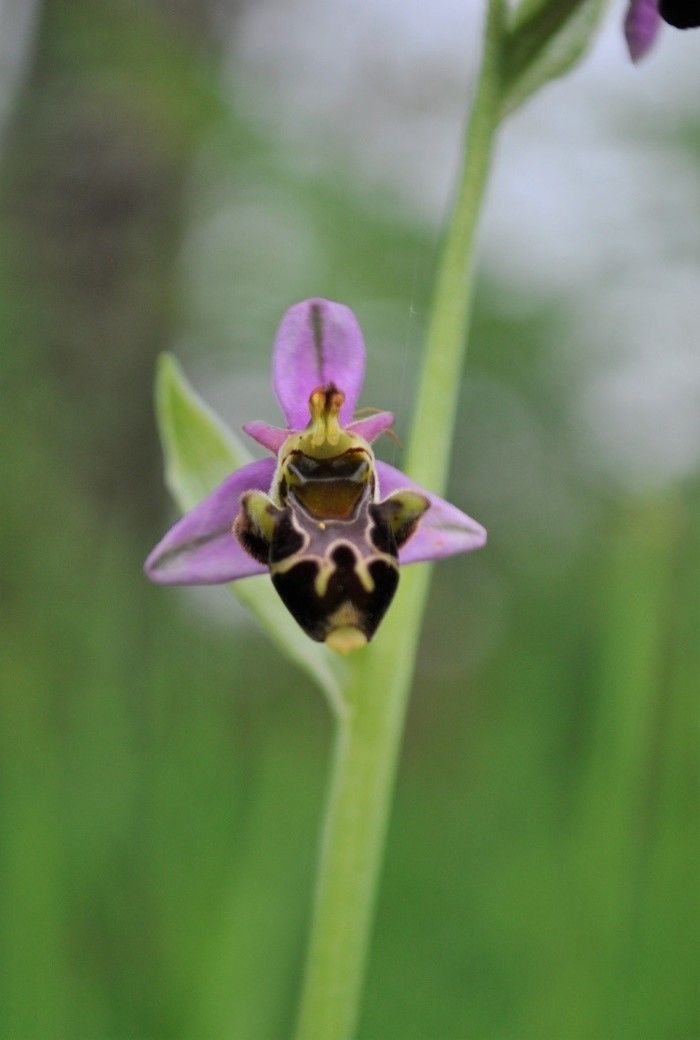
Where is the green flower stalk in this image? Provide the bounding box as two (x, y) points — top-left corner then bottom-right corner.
(292, 1), (505, 1034)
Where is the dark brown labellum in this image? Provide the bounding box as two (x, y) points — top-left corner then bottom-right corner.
(269, 450), (400, 642)
(272, 546), (399, 643)
(235, 447), (428, 647)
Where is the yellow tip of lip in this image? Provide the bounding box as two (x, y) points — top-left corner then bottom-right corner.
(325, 626), (367, 655)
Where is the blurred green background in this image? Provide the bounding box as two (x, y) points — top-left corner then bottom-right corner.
(1, 1), (698, 1038)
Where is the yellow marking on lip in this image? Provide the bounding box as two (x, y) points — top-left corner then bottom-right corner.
(328, 601), (361, 628)
(314, 559), (335, 598)
(325, 625), (367, 655)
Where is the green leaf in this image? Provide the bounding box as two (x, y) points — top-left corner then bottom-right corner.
(156, 354), (251, 508)
(154, 353), (345, 713)
(500, 0), (608, 118)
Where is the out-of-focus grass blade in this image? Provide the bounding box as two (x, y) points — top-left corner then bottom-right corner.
(574, 497), (680, 1032)
(154, 353), (345, 712)
(501, 0), (607, 118)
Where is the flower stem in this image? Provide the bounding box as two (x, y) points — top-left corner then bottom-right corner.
(293, 4), (505, 1039)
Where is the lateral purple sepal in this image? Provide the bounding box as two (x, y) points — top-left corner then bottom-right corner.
(144, 458), (276, 585)
(624, 0), (662, 61)
(272, 298), (366, 429)
(347, 411), (395, 443)
(375, 461), (487, 564)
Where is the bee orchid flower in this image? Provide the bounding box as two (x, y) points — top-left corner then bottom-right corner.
(145, 299), (486, 653)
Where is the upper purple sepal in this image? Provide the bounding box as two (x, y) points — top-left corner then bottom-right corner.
(144, 458), (276, 584)
(272, 298), (366, 429)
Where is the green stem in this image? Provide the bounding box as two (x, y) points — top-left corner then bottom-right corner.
(293, 4), (505, 1039)
(404, 0), (504, 491)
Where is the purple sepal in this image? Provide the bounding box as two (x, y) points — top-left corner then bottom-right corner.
(144, 458), (276, 585)
(272, 298), (366, 429)
(347, 411), (395, 443)
(375, 461), (486, 564)
(624, 0), (662, 61)
(243, 420), (291, 453)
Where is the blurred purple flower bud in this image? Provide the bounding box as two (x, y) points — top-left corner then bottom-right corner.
(624, 0), (663, 61)
(624, 0), (698, 62)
